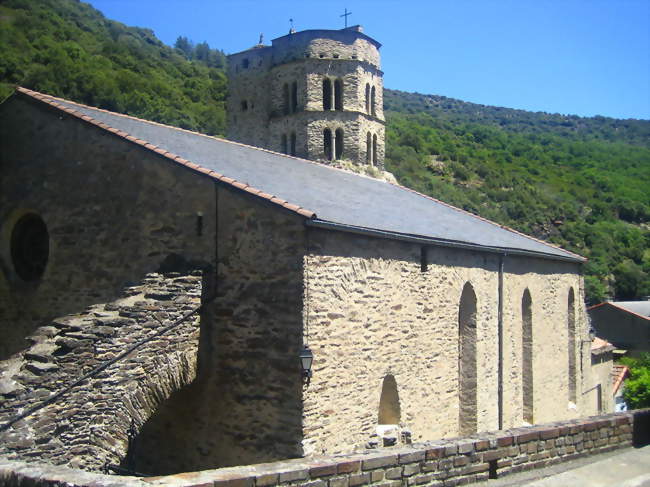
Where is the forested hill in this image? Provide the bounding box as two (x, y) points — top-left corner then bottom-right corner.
(1, 0), (648, 302)
(384, 89), (650, 146)
(0, 0), (228, 135)
(383, 92), (650, 302)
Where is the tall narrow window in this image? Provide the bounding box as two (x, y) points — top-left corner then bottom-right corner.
(290, 132), (296, 156)
(378, 375), (400, 425)
(365, 83), (371, 113)
(322, 78), (332, 110)
(334, 78), (343, 110)
(323, 128), (333, 160)
(522, 289), (534, 424)
(371, 86), (376, 116)
(366, 132), (372, 164)
(281, 134), (288, 154)
(458, 282), (478, 436)
(568, 288), (576, 403)
(335, 128), (344, 159)
(372, 134), (378, 166)
(283, 83), (290, 115)
(291, 81), (298, 113)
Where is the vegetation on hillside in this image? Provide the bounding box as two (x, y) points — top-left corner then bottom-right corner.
(1, 0), (648, 302)
(384, 92), (650, 303)
(620, 354), (650, 409)
(0, 0), (227, 135)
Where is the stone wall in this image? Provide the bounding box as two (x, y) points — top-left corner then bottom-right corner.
(1, 410), (647, 487)
(0, 96), (217, 359)
(0, 272), (202, 471)
(126, 188), (309, 474)
(302, 229), (590, 456)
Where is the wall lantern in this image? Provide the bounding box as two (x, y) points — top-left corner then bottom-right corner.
(300, 346), (313, 384)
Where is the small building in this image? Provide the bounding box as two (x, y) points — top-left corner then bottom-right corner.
(588, 301), (650, 356)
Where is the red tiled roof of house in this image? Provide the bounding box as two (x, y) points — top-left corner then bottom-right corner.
(612, 364), (630, 396)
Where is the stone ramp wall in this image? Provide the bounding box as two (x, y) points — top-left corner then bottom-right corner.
(1, 410), (648, 487)
(0, 272), (202, 472)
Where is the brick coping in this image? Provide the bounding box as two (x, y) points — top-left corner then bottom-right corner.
(1, 410), (647, 487)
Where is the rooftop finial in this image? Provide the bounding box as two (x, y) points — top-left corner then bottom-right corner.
(289, 18), (296, 34)
(259, 33), (264, 45)
(340, 8), (352, 28)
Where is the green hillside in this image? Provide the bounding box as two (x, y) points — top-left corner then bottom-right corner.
(383, 91), (650, 302)
(1, 0), (648, 303)
(0, 0), (227, 135)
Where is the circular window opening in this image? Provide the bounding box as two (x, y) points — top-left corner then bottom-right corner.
(10, 214), (49, 281)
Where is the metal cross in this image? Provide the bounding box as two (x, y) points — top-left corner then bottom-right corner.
(340, 8), (352, 28)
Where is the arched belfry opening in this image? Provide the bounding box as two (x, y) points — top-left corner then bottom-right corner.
(522, 288), (534, 424)
(567, 287), (576, 403)
(365, 83), (371, 113)
(378, 374), (400, 425)
(371, 86), (376, 116)
(335, 128), (344, 159)
(323, 128), (333, 160)
(283, 83), (290, 115)
(458, 282), (477, 436)
(366, 132), (372, 164)
(323, 78), (332, 110)
(334, 78), (343, 110)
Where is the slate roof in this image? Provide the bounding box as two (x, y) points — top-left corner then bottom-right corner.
(589, 301), (650, 320)
(15, 88), (585, 263)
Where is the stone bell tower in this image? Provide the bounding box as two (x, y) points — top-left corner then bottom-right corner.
(227, 26), (385, 170)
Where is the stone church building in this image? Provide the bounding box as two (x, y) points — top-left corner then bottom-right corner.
(0, 27), (608, 476)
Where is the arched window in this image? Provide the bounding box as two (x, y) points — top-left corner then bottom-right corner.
(322, 78), (332, 110)
(334, 78), (343, 110)
(11, 213), (49, 281)
(372, 134), (378, 166)
(378, 375), (400, 425)
(290, 132), (296, 156)
(365, 83), (371, 113)
(568, 288), (576, 403)
(371, 86), (376, 116)
(335, 128), (344, 159)
(366, 132), (372, 164)
(281, 134), (288, 154)
(522, 289), (534, 424)
(283, 83), (290, 115)
(240, 100), (248, 111)
(323, 128), (333, 160)
(291, 81), (298, 113)
(458, 282), (477, 436)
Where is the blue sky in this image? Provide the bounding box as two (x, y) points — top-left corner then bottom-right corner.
(86, 0), (650, 120)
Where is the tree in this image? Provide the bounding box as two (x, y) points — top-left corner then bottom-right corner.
(620, 354), (650, 409)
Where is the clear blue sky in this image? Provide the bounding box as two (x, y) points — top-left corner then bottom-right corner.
(86, 0), (650, 120)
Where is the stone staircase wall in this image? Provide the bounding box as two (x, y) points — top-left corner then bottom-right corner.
(0, 272), (202, 471)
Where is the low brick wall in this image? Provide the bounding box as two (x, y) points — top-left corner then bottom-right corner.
(1, 409), (648, 487)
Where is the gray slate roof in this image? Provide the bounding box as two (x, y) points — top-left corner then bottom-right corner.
(609, 301), (650, 319)
(42, 93), (583, 262)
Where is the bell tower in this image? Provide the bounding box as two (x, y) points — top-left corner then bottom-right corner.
(227, 25), (385, 170)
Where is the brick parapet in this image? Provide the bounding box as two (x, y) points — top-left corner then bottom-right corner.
(1, 410), (647, 487)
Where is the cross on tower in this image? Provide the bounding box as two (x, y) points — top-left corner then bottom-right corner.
(340, 8), (352, 28)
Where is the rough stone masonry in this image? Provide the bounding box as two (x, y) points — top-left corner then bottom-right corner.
(0, 272), (202, 471)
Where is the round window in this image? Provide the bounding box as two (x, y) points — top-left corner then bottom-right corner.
(10, 214), (49, 281)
